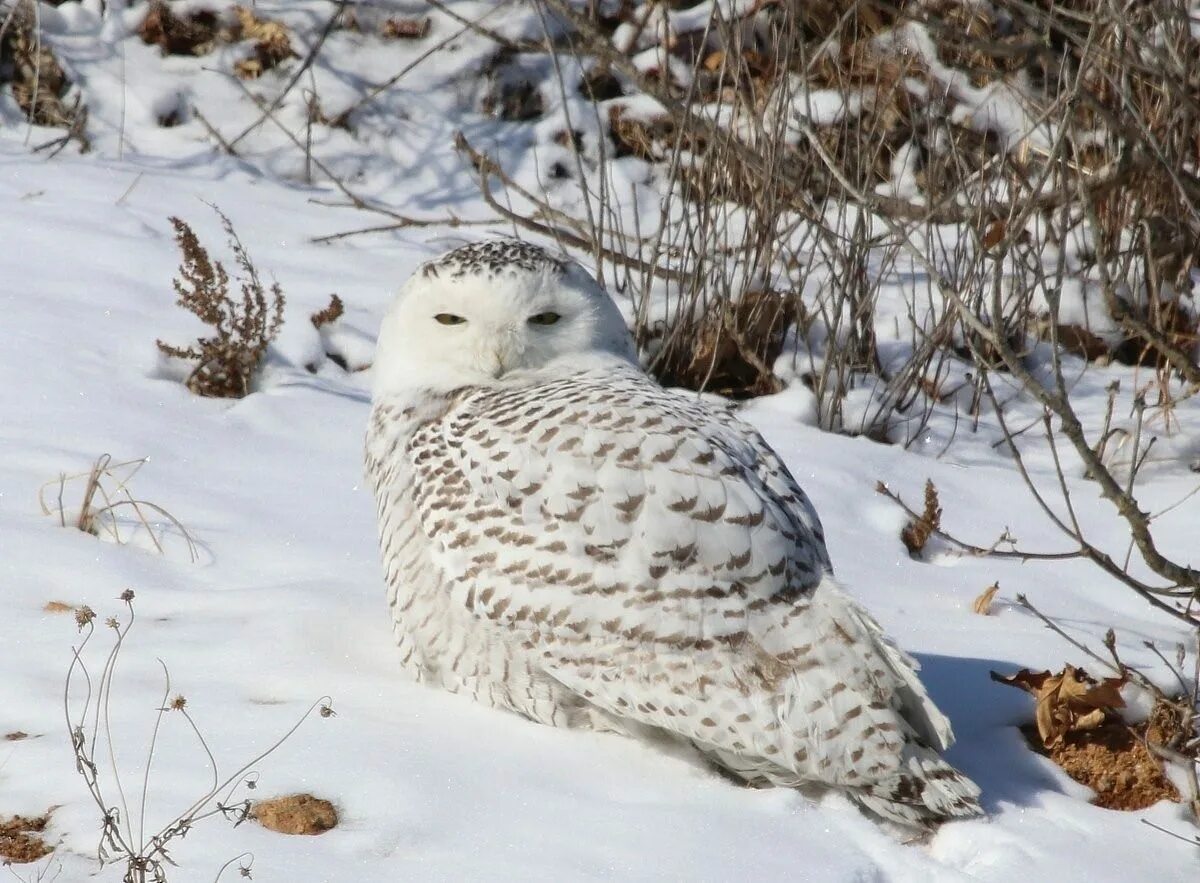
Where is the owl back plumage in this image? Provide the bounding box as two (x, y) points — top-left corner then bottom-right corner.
(366, 357), (981, 828)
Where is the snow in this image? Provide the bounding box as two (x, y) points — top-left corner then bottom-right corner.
(2, 2), (1199, 881)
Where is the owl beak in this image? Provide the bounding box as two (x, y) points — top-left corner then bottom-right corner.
(486, 347), (508, 378)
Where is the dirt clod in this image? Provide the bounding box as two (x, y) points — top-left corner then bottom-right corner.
(0, 814), (52, 864)
(251, 793), (338, 835)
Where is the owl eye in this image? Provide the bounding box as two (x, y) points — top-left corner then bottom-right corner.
(528, 311), (561, 326)
(434, 313), (467, 325)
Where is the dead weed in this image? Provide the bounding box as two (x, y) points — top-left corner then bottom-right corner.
(156, 208), (285, 398)
(0, 813), (52, 865)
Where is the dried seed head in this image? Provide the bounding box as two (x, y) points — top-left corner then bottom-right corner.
(319, 703), (336, 718)
(106, 617), (120, 630)
(119, 588), (135, 603)
(169, 695), (188, 711)
(74, 606), (96, 629)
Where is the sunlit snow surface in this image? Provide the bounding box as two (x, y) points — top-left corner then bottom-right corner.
(2, 1), (1199, 880)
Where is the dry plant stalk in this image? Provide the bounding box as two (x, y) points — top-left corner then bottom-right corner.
(38, 454), (198, 564)
(157, 208), (285, 398)
(900, 479), (942, 557)
(65, 592), (334, 882)
(310, 293), (344, 329)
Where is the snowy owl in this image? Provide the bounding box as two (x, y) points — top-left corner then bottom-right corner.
(365, 240), (981, 828)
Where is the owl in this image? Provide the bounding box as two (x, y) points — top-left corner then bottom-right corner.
(365, 240), (981, 828)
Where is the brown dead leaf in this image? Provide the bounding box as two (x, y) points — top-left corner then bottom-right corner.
(992, 665), (1127, 745)
(43, 600), (74, 613)
(3, 732), (29, 741)
(982, 220), (1006, 248)
(972, 582), (1000, 615)
(381, 17), (430, 40)
(232, 6), (295, 79)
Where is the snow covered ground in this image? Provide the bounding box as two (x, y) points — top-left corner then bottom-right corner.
(2, 2), (1199, 881)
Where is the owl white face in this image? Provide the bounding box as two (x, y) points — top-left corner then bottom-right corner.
(373, 242), (637, 396)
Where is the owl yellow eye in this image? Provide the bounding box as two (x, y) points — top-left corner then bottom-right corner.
(435, 313), (466, 325)
(528, 311), (561, 326)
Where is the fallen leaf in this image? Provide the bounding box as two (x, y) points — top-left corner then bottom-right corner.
(992, 665), (1126, 745)
(43, 600), (74, 613)
(982, 220), (1006, 248)
(381, 17), (430, 40)
(972, 582), (1000, 615)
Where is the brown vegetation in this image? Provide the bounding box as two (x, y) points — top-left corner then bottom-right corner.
(900, 480), (942, 558)
(0, 2), (87, 148)
(157, 210), (285, 398)
(137, 2), (295, 79)
(0, 814), (51, 865)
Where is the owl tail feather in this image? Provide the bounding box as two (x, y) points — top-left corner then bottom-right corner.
(848, 745), (983, 829)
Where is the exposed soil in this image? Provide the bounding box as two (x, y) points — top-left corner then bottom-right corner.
(1022, 721), (1181, 811)
(252, 793), (338, 835)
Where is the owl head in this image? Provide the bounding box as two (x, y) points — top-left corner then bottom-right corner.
(373, 240), (637, 395)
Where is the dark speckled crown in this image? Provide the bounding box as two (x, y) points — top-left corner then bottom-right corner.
(422, 240), (568, 281)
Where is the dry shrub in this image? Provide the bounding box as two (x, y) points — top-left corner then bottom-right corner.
(0, 3), (86, 136)
(38, 454), (198, 562)
(900, 479), (941, 557)
(0, 813), (52, 865)
(481, 54), (544, 122)
(579, 64), (623, 102)
(137, 1), (295, 79)
(231, 5), (296, 80)
(914, 0), (1026, 88)
(653, 290), (795, 399)
(251, 794), (338, 835)
(1044, 322), (1111, 363)
(137, 1), (221, 56)
(606, 104), (673, 160)
(65, 592), (335, 881)
(156, 209), (285, 398)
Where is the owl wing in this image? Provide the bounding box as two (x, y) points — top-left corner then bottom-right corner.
(412, 366), (977, 826)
